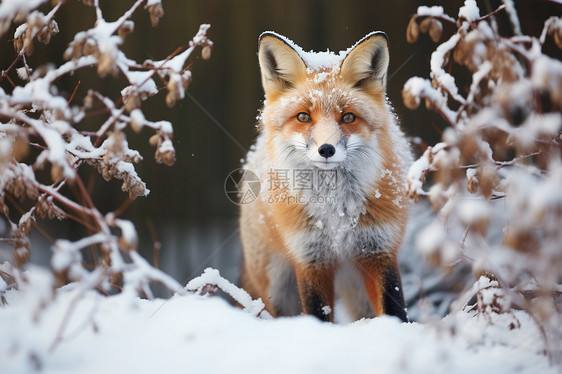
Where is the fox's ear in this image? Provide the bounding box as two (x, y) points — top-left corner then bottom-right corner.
(258, 32), (307, 98)
(340, 32), (389, 93)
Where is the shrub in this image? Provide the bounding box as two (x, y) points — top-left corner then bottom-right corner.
(403, 0), (562, 359)
(0, 0), (212, 301)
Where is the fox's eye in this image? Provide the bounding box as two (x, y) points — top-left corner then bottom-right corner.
(296, 112), (311, 123)
(341, 113), (355, 124)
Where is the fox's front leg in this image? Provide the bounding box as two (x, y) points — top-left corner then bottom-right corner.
(359, 256), (408, 322)
(294, 263), (335, 322)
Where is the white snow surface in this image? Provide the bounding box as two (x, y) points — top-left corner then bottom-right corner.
(0, 266), (557, 374)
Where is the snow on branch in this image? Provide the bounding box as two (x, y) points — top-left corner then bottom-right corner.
(0, 0), (213, 345)
(0, 0), (48, 39)
(186, 268), (273, 319)
(404, 0), (562, 360)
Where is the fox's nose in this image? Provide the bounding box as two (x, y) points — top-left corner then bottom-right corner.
(318, 144), (336, 159)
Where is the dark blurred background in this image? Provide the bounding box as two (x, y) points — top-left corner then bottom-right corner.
(0, 0), (560, 288)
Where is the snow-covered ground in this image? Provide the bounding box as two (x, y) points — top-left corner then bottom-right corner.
(0, 266), (557, 374)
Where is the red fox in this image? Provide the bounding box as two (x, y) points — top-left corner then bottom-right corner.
(240, 31), (411, 322)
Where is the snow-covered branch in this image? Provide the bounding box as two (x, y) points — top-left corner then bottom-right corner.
(186, 268), (273, 319)
(0, 0), (213, 334)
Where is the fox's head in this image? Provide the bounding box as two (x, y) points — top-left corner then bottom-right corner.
(258, 32), (394, 176)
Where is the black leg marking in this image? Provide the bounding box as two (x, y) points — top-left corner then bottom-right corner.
(303, 288), (331, 322)
(383, 265), (408, 323)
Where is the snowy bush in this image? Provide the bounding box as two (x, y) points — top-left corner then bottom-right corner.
(403, 0), (562, 360)
(0, 0), (214, 319)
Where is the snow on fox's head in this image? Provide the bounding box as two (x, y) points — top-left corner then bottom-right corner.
(258, 31), (393, 172)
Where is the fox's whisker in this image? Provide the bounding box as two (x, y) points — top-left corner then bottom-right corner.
(348, 145), (376, 164)
(279, 144), (304, 163)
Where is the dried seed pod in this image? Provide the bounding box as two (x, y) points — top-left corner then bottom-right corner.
(503, 225), (538, 253)
(543, 16), (562, 48)
(118, 20), (134, 39)
(466, 169), (479, 194)
(165, 74), (184, 107)
(122, 86), (141, 112)
(532, 296), (558, 322)
(97, 46), (118, 77)
(155, 138), (176, 166)
(181, 70), (192, 90)
(36, 195), (60, 220)
(201, 45), (212, 60)
(1, 201), (9, 216)
(14, 244), (30, 267)
(490, 48), (521, 83)
(402, 88), (420, 109)
(101, 164), (111, 181)
(406, 16), (419, 44)
(429, 19), (443, 42)
(12, 230), (31, 267)
(435, 146), (462, 188)
(428, 184), (448, 212)
(63, 46), (74, 60)
(130, 109), (145, 133)
(82, 38), (97, 56)
(453, 37), (467, 65)
(165, 93), (175, 107)
(37, 19), (59, 45)
(19, 218), (33, 236)
(25, 183), (39, 200)
(453, 30), (488, 72)
(50, 163), (64, 183)
(13, 24), (26, 52)
(554, 26), (562, 48)
(64, 32), (92, 60)
(83, 91), (95, 108)
(9, 176), (25, 200)
(17, 11), (49, 55)
(147, 3), (164, 27)
(149, 134), (160, 147)
(419, 17), (432, 33)
(13, 136), (29, 162)
(478, 164), (498, 199)
(128, 180), (147, 199)
(459, 131), (478, 161)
